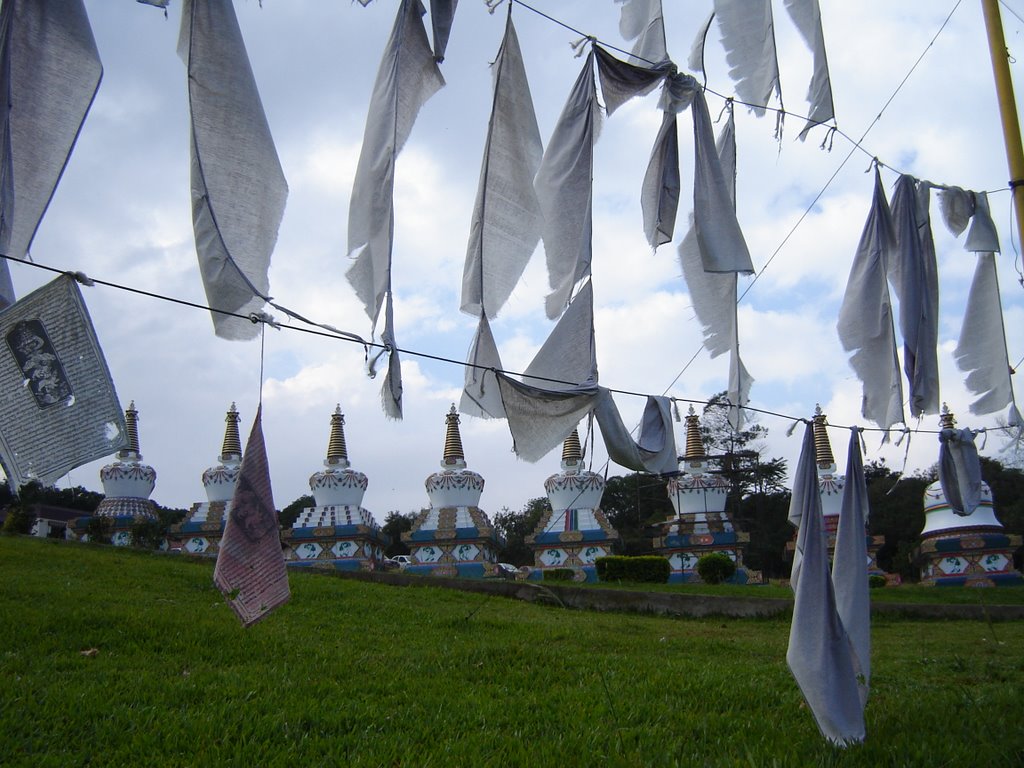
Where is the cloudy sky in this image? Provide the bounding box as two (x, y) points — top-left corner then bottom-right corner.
(15, 0), (1024, 520)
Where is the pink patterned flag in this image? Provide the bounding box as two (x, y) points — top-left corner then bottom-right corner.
(213, 406), (289, 627)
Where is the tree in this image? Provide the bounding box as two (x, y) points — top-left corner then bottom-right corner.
(1, 503), (35, 535)
(601, 473), (674, 555)
(735, 491), (793, 578)
(381, 511), (417, 557)
(279, 494), (314, 529)
(700, 392), (788, 505)
(14, 481), (103, 513)
(863, 460), (928, 579)
(493, 497), (550, 565)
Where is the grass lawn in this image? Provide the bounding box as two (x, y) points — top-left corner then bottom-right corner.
(584, 578), (1024, 604)
(2, 536), (1022, 767)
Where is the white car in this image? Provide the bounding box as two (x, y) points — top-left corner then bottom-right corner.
(391, 554), (413, 569)
(495, 562), (520, 579)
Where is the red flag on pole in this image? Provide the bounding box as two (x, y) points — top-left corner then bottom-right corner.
(213, 405), (290, 626)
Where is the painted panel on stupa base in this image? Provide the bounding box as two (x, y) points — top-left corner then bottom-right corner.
(280, 525), (388, 572)
(918, 530), (1022, 587)
(403, 539), (498, 578)
(528, 544), (611, 583)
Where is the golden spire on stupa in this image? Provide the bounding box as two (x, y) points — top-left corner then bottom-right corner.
(220, 402), (242, 461)
(940, 403), (956, 429)
(442, 403), (465, 465)
(562, 429), (583, 467)
(812, 405), (835, 468)
(326, 404), (349, 466)
(683, 405), (705, 462)
(121, 400), (141, 459)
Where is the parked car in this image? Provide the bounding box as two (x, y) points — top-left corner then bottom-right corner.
(381, 557), (400, 571)
(495, 562), (520, 579)
(391, 554), (413, 569)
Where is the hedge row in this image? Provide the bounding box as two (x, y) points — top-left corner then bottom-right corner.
(595, 555), (670, 584)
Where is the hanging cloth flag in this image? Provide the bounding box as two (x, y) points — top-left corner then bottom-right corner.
(679, 106), (753, 431)
(535, 50), (600, 320)
(955, 253), (1020, 420)
(936, 187), (1001, 253)
(592, 45), (673, 248)
(179, 0), (288, 342)
(687, 11), (715, 75)
(0, 275), (127, 490)
(615, 0), (669, 66)
(593, 389), (678, 474)
(938, 422), (983, 517)
(461, 12), (542, 320)
(837, 168), (904, 430)
(214, 405), (290, 627)
(461, 314), (505, 419)
(0, 0), (102, 309)
(712, 0), (782, 117)
(429, 0), (458, 62)
(786, 422), (866, 746)
(497, 280), (600, 461)
(831, 428), (871, 708)
(593, 44), (668, 118)
(638, 71), (694, 250)
(347, 0), (444, 419)
(692, 88), (754, 273)
(782, 0), (835, 140)
(964, 191), (1000, 253)
(889, 175), (940, 418)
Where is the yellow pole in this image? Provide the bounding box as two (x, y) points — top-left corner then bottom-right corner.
(981, 0), (1024, 249)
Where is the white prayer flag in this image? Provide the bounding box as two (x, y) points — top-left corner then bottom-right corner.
(783, 0), (835, 140)
(535, 51), (599, 320)
(837, 169), (904, 430)
(615, 0), (669, 65)
(956, 253), (1018, 417)
(787, 423), (866, 746)
(0, 276), (127, 489)
(179, 0), (288, 341)
(679, 108), (753, 430)
(832, 428), (871, 707)
(713, 0), (782, 116)
(889, 175), (940, 418)
(0, 0), (102, 308)
(461, 15), (542, 319)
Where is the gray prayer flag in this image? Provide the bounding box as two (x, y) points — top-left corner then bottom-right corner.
(0, 275), (127, 489)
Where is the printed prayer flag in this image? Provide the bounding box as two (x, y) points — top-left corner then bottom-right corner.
(214, 406), (290, 627)
(0, 275), (127, 489)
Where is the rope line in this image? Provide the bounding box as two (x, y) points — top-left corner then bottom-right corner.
(5, 251), (1011, 443)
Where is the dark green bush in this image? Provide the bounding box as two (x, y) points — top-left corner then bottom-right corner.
(696, 552), (737, 584)
(543, 568), (575, 582)
(869, 574), (887, 589)
(131, 518), (167, 550)
(595, 555), (670, 584)
(1, 505), (36, 535)
(84, 516), (112, 545)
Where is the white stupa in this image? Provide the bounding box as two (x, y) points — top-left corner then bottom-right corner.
(77, 401), (158, 545)
(167, 403), (243, 556)
(526, 428), (618, 582)
(281, 405), (387, 570)
(654, 406), (752, 583)
(402, 404), (502, 577)
(918, 405), (1022, 586)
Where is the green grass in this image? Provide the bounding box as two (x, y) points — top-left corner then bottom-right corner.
(2, 536), (1022, 767)
(586, 579), (1024, 604)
